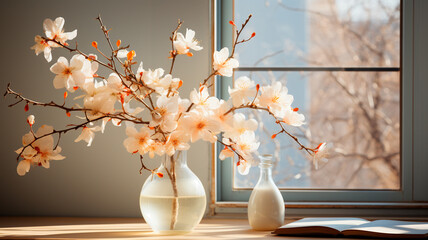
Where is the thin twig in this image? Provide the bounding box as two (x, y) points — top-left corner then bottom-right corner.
(169, 20), (184, 74)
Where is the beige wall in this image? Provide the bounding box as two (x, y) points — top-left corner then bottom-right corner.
(0, 0), (212, 217)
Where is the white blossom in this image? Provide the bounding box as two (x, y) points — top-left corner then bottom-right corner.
(228, 76), (257, 107)
(189, 85), (220, 109)
(82, 78), (118, 119)
(213, 47), (239, 77)
(279, 107), (305, 127)
(31, 35), (52, 62)
(16, 125), (65, 176)
(50, 55), (90, 92)
(219, 146), (234, 160)
(312, 142), (328, 169)
(117, 49), (132, 59)
(237, 159), (251, 175)
(146, 141), (165, 158)
(74, 126), (101, 147)
(173, 28), (203, 55)
(150, 95), (179, 132)
(43, 17), (77, 45)
(123, 126), (154, 155)
(164, 131), (190, 156)
(178, 107), (220, 143)
(235, 130), (260, 154)
(223, 113), (258, 139)
(212, 100), (234, 131)
(258, 81), (294, 114)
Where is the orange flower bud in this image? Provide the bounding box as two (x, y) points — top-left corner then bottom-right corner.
(229, 20), (236, 26)
(156, 172), (164, 178)
(24, 103), (29, 112)
(116, 39), (121, 48)
(178, 80), (183, 89)
(127, 50), (136, 61)
(66, 111), (71, 117)
(187, 52), (193, 57)
(92, 41), (98, 49)
(251, 32), (256, 38)
(271, 133), (277, 139)
(293, 107), (299, 112)
(256, 84), (260, 91)
(64, 91), (68, 99)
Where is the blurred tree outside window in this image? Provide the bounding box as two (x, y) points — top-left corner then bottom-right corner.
(232, 0), (400, 190)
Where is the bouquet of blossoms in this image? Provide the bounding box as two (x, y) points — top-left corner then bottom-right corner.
(6, 15), (327, 180)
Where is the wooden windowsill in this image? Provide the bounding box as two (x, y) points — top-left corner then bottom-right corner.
(0, 217), (369, 239)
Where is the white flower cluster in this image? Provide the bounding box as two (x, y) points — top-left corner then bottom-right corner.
(15, 17), (327, 176)
(31, 17), (77, 62)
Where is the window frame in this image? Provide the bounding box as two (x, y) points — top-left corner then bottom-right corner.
(211, 0), (428, 216)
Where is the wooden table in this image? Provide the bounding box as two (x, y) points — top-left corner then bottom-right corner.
(0, 217), (367, 239)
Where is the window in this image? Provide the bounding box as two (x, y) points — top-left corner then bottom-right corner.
(213, 0), (428, 214)
(233, 0), (400, 190)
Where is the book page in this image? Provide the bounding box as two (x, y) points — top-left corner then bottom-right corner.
(344, 220), (428, 237)
(273, 217), (370, 235)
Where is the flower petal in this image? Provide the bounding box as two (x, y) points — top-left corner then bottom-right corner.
(17, 160), (31, 176)
(65, 29), (77, 40)
(54, 17), (65, 32)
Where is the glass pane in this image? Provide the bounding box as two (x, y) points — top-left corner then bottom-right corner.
(234, 0), (400, 67)
(232, 70), (400, 189)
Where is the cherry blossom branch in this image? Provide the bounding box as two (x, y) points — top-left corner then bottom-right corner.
(5, 84), (149, 125)
(45, 38), (114, 71)
(138, 155), (159, 175)
(230, 14), (253, 58)
(217, 138), (245, 160)
(96, 15), (116, 62)
(6, 85), (153, 136)
(5, 83), (90, 112)
(169, 20), (183, 74)
(15, 110), (151, 162)
(224, 103), (315, 155)
(183, 15), (255, 115)
(15, 115), (105, 161)
(44, 31), (154, 112)
(94, 24), (155, 113)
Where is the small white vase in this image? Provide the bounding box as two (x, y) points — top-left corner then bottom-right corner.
(139, 151), (206, 234)
(248, 154), (285, 230)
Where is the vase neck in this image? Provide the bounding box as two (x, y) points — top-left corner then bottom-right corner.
(162, 151), (187, 169)
(257, 154), (274, 184)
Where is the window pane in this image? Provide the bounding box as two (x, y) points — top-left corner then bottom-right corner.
(234, 0), (400, 67)
(233, 70), (400, 189)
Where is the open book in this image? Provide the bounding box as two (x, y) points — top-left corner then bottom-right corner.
(272, 218), (428, 239)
